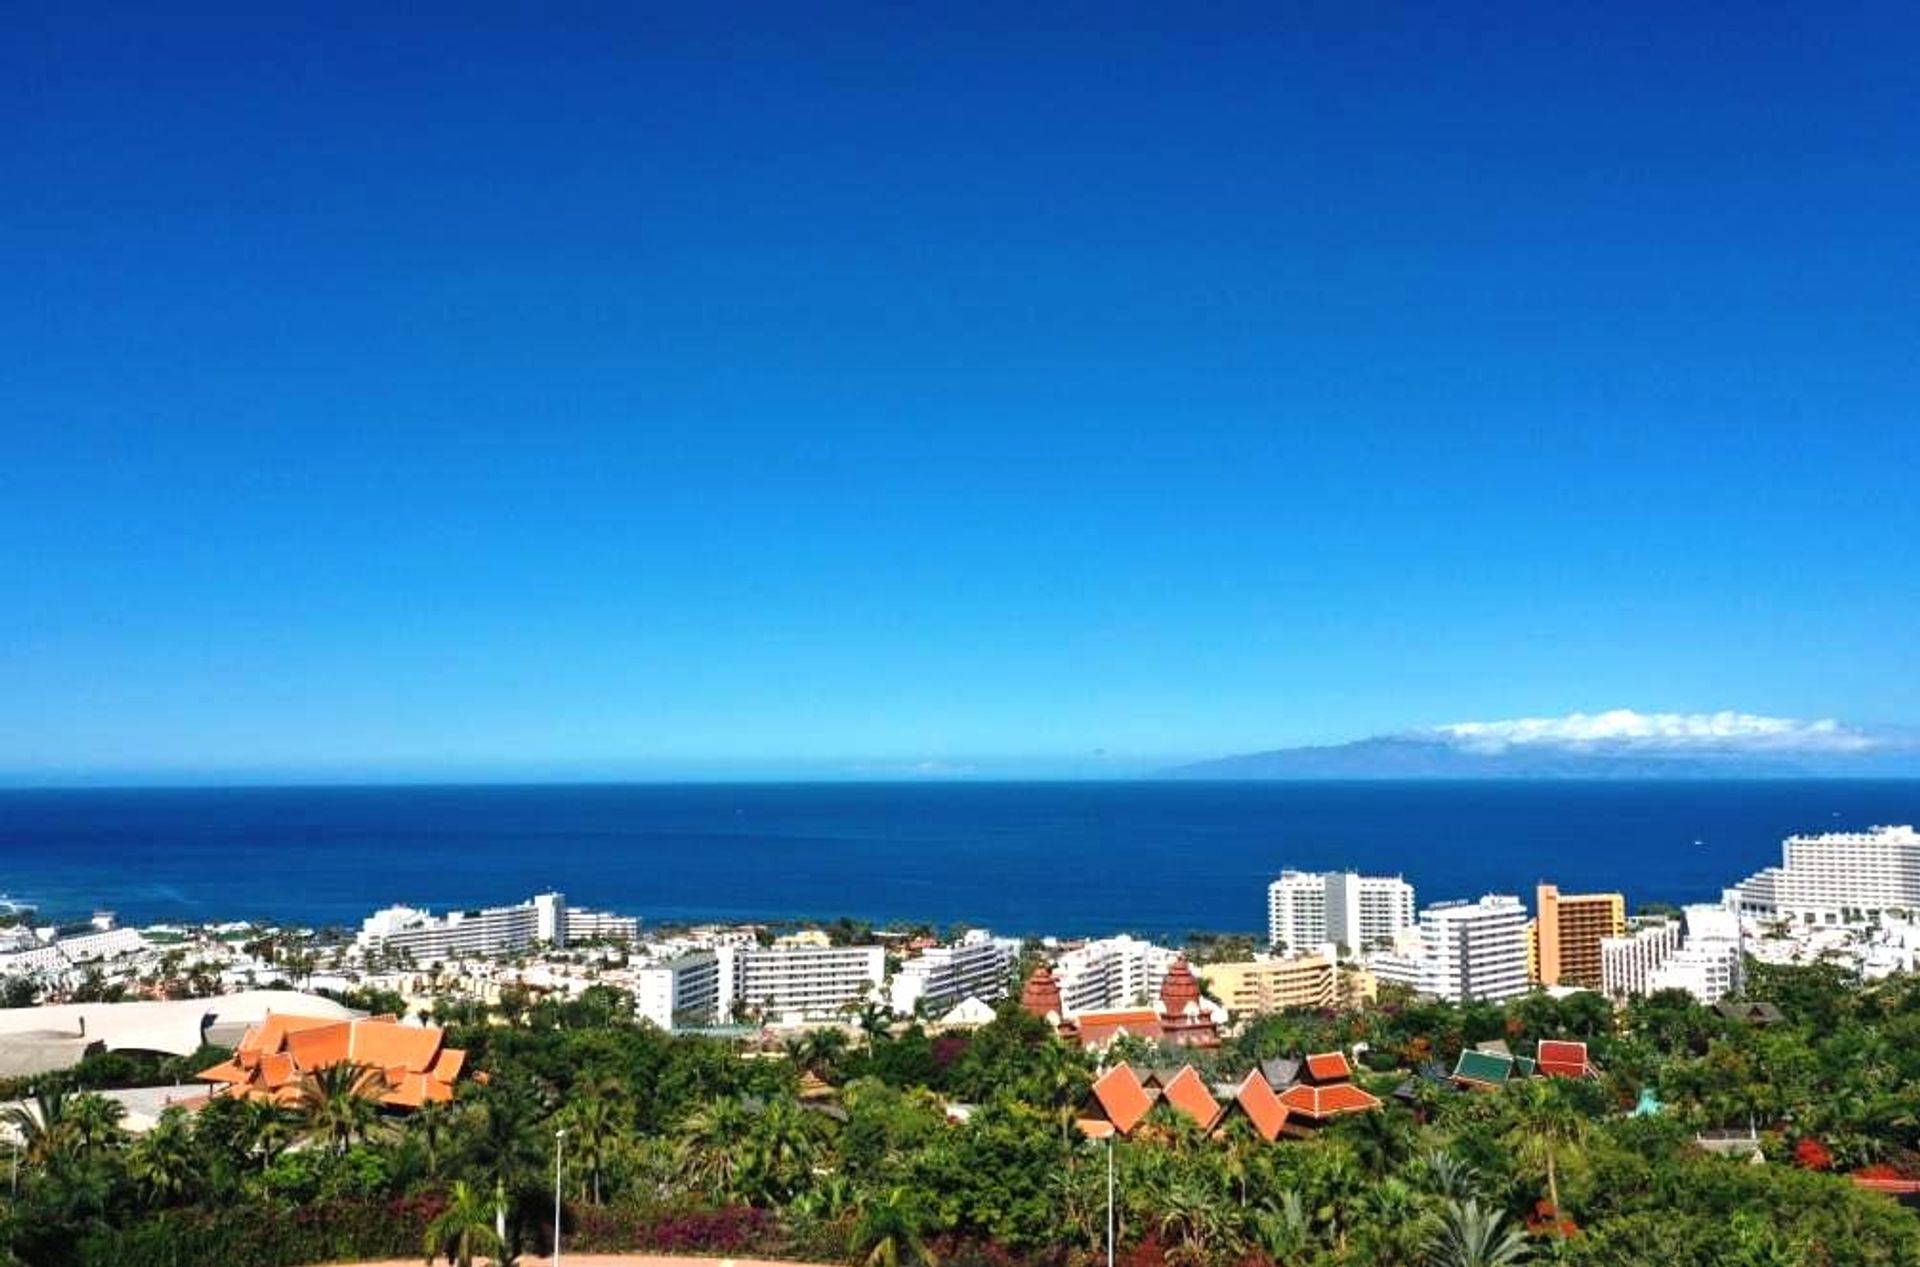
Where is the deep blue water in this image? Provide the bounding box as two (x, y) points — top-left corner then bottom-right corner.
(1, 781), (1916, 938)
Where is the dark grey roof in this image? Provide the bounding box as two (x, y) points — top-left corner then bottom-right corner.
(1261, 1057), (1302, 1088)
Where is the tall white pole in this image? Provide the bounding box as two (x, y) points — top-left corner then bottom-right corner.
(1106, 1135), (1115, 1267)
(554, 1127), (568, 1267)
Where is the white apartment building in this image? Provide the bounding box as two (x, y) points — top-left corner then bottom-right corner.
(1052, 935), (1179, 1015)
(1417, 895), (1531, 1002)
(566, 908), (640, 944)
(633, 952), (723, 1030)
(1724, 825), (1920, 925)
(888, 930), (1017, 1016)
(1267, 871), (1415, 955)
(1602, 920), (1684, 999)
(717, 943), (885, 1023)
(1602, 904), (1743, 1003)
(356, 892), (567, 964)
(0, 926), (154, 981)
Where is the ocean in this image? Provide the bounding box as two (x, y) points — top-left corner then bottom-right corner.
(1, 780), (1916, 938)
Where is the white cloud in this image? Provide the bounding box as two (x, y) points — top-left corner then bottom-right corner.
(1428, 709), (1876, 755)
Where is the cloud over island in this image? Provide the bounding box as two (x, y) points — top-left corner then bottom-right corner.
(1425, 709), (1876, 755)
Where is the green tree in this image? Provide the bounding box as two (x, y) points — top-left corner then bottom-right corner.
(1430, 1197), (1530, 1267)
(297, 1061), (384, 1154)
(424, 1178), (504, 1267)
(852, 1187), (935, 1267)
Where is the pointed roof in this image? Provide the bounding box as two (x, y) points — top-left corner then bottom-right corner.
(1452, 1048), (1516, 1087)
(199, 1015), (466, 1112)
(1537, 1040), (1591, 1079)
(1159, 959), (1204, 1016)
(1086, 1063), (1153, 1136)
(1159, 1066), (1222, 1131)
(1278, 1081), (1382, 1119)
(1260, 1057), (1302, 1089)
(1019, 965), (1064, 1020)
(1303, 1051), (1353, 1084)
(1229, 1070), (1290, 1142)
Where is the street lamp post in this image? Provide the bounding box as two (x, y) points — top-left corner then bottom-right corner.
(1105, 1134), (1115, 1267)
(553, 1126), (568, 1267)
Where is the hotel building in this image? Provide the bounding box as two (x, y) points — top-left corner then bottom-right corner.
(1533, 884), (1625, 989)
(1199, 951), (1376, 1016)
(357, 892), (568, 964)
(1601, 920), (1684, 999)
(1266, 871), (1416, 955)
(1418, 895), (1531, 1002)
(633, 952), (724, 1031)
(717, 943), (885, 1023)
(1052, 935), (1180, 1015)
(566, 908), (640, 944)
(1600, 905), (1743, 1003)
(888, 929), (1018, 1016)
(1724, 825), (1920, 925)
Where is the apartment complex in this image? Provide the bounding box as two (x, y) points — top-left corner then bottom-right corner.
(1266, 871), (1415, 955)
(1533, 884), (1625, 988)
(1724, 825), (1920, 925)
(357, 892), (568, 963)
(633, 952), (724, 1030)
(1600, 905), (1743, 1003)
(1199, 951), (1375, 1015)
(888, 930), (1017, 1016)
(1052, 935), (1179, 1015)
(717, 943), (885, 1022)
(566, 908), (640, 944)
(1417, 895), (1531, 1002)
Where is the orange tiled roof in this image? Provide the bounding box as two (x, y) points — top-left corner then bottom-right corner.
(1088, 1063), (1153, 1135)
(1230, 1070), (1291, 1142)
(1073, 1009), (1164, 1048)
(1278, 1081), (1381, 1119)
(200, 1014), (466, 1112)
(1537, 1040), (1590, 1078)
(1159, 1066), (1222, 1131)
(1303, 1051), (1353, 1083)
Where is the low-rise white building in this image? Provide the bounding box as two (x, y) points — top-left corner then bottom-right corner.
(718, 943), (885, 1023)
(633, 952), (723, 1030)
(566, 908), (640, 944)
(357, 892), (568, 964)
(1052, 935), (1179, 1016)
(888, 930), (1018, 1016)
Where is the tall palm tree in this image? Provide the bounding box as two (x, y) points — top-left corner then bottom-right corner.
(1428, 1198), (1529, 1267)
(242, 1097), (300, 1173)
(126, 1107), (200, 1207)
(1503, 1080), (1587, 1237)
(62, 1093), (127, 1155)
(297, 1061), (384, 1154)
(424, 1179), (504, 1267)
(743, 1097), (822, 1205)
(677, 1096), (753, 1200)
(561, 1094), (621, 1204)
(852, 1187), (934, 1267)
(410, 1099), (454, 1179)
(0, 1086), (72, 1165)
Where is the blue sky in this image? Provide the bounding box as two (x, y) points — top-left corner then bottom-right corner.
(4, 4), (1918, 781)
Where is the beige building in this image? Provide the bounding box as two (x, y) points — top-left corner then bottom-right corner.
(1534, 884), (1625, 989)
(1199, 952), (1375, 1017)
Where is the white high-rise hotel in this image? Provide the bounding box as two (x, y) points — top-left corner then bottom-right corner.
(1724, 825), (1920, 924)
(1417, 895), (1531, 1002)
(1267, 871), (1415, 954)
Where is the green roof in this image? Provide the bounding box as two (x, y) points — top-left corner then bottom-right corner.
(1514, 1056), (1537, 1077)
(1453, 1049), (1515, 1084)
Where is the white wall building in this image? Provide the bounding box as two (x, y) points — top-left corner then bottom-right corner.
(717, 944), (885, 1023)
(633, 952), (723, 1030)
(1602, 920), (1683, 999)
(1267, 871), (1415, 955)
(1724, 825), (1920, 925)
(888, 930), (1018, 1016)
(1052, 935), (1179, 1015)
(356, 892), (568, 964)
(1417, 895), (1531, 1002)
(566, 908), (640, 944)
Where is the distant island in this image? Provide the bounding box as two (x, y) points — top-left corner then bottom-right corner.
(1158, 709), (1920, 780)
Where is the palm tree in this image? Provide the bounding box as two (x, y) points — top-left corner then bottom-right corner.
(1503, 1080), (1587, 1238)
(852, 1187), (934, 1267)
(1428, 1198), (1529, 1267)
(297, 1061), (384, 1154)
(560, 1094), (621, 1204)
(126, 1107), (200, 1207)
(424, 1179), (504, 1267)
(62, 1092), (127, 1155)
(1158, 1176), (1237, 1267)
(1248, 1190), (1313, 1262)
(410, 1099), (454, 1179)
(742, 1097), (822, 1204)
(677, 1096), (753, 1200)
(0, 1086), (72, 1165)
(1421, 1150), (1485, 1202)
(242, 1097), (300, 1173)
